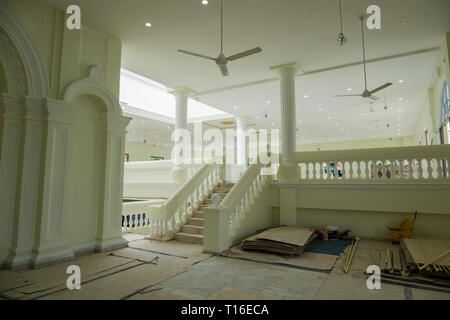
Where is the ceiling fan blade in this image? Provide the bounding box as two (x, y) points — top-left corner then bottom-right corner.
(226, 47), (262, 61)
(332, 94), (362, 97)
(219, 64), (229, 76)
(177, 49), (215, 60)
(368, 95), (380, 100)
(369, 82), (393, 95)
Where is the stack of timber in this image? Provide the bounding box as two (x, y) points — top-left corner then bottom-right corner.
(371, 248), (408, 276)
(367, 238), (450, 292)
(241, 226), (317, 255)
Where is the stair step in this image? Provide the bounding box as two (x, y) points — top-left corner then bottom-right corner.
(181, 224), (204, 235)
(193, 210), (204, 218)
(174, 232), (203, 245)
(187, 217), (204, 226)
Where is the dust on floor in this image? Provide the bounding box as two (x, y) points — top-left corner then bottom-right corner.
(0, 238), (449, 300)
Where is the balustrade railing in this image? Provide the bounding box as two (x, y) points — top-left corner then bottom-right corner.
(294, 145), (450, 183)
(146, 164), (222, 239)
(122, 199), (165, 233)
(221, 164), (270, 238)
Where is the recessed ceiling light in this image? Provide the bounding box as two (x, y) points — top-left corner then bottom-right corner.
(348, 88), (352, 91)
(327, 116), (332, 120)
(397, 124), (401, 127)
(401, 21), (408, 27)
(266, 100), (271, 104)
(303, 95), (308, 98)
(398, 97), (403, 101)
(168, 126), (171, 129)
(145, 22), (152, 28)
(335, 123), (339, 126)
(318, 107), (323, 111)
(256, 116), (260, 120)
(398, 80), (404, 84)
(233, 105), (238, 109)
(361, 113), (365, 116)
(201, 0), (208, 5)
(308, 10), (316, 15)
(398, 108), (403, 112)
(397, 117), (402, 120)
(271, 123), (275, 126)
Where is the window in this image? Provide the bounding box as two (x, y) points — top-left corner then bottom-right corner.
(441, 81), (449, 125)
(447, 122), (450, 144)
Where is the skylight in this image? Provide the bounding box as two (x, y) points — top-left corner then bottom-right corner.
(119, 68), (228, 120)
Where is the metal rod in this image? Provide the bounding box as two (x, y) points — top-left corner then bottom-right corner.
(360, 16), (368, 90)
(220, 0), (223, 54)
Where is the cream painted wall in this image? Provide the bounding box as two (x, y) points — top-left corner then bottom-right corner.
(125, 141), (172, 161)
(271, 184), (450, 240)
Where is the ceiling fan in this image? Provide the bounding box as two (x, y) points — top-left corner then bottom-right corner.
(177, 0), (262, 76)
(333, 15), (393, 100)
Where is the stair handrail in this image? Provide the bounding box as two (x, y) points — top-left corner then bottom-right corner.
(220, 164), (270, 235)
(147, 163), (222, 238)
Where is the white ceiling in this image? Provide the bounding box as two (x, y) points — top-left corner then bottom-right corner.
(44, 0), (450, 144)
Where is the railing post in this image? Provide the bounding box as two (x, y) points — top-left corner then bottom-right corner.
(203, 206), (230, 254)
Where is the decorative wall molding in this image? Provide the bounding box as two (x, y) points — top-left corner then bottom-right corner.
(0, 2), (49, 98)
(0, 27), (27, 95)
(63, 65), (121, 114)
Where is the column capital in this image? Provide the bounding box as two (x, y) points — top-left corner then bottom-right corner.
(270, 62), (303, 76)
(169, 87), (197, 97)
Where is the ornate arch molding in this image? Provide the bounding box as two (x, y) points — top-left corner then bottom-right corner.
(63, 66), (122, 114)
(0, 2), (49, 98)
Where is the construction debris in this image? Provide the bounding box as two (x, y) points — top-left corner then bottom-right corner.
(400, 238), (450, 275)
(241, 226), (317, 255)
(344, 236), (360, 273)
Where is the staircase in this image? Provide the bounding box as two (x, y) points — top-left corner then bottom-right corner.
(174, 182), (235, 245)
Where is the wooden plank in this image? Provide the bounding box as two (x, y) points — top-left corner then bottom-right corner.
(257, 227), (315, 247)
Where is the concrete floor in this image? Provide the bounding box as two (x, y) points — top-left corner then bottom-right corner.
(1, 236), (449, 300)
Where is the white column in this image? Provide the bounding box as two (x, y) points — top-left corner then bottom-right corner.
(271, 63), (301, 227)
(272, 63), (298, 164)
(236, 116), (247, 166)
(170, 87), (195, 183)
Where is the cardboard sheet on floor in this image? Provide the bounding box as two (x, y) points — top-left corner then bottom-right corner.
(221, 245), (338, 271)
(241, 226), (317, 255)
